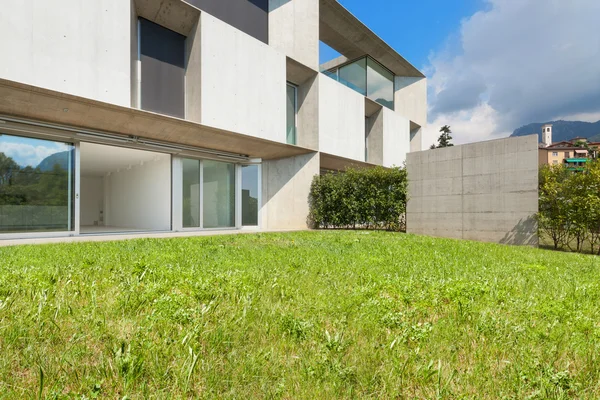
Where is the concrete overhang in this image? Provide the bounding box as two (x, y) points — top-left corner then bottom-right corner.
(0, 79), (314, 160)
(365, 97), (383, 118)
(286, 57), (318, 86)
(319, 0), (424, 78)
(135, 0), (200, 36)
(320, 152), (379, 171)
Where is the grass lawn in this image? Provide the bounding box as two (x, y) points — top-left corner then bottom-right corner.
(1, 231), (599, 399)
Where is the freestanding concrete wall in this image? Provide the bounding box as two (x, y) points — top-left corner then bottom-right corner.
(406, 135), (539, 245)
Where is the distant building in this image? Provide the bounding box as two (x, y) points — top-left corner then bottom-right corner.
(538, 124), (599, 169)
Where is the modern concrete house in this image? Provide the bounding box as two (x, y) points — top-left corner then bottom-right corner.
(0, 0), (426, 239)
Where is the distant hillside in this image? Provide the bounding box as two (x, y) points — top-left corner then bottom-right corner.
(510, 120), (600, 143)
(37, 151), (72, 172)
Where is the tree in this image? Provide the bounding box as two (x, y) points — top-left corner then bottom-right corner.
(430, 125), (454, 149)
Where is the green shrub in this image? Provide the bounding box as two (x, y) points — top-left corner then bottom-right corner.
(308, 166), (407, 231)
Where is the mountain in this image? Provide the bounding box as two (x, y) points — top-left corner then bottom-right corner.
(37, 151), (72, 172)
(510, 120), (600, 143)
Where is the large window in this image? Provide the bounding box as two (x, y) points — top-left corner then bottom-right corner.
(286, 83), (297, 145)
(0, 134), (74, 233)
(203, 160), (236, 228)
(324, 56), (395, 110)
(182, 158), (200, 228)
(242, 165), (259, 226)
(139, 18), (186, 118)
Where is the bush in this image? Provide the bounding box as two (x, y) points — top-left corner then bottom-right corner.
(538, 160), (600, 253)
(308, 166), (407, 231)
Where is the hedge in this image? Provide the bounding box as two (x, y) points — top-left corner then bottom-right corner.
(308, 166), (408, 231)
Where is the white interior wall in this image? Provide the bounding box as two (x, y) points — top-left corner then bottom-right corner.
(200, 12), (287, 143)
(318, 75), (366, 161)
(104, 156), (171, 231)
(80, 176), (104, 226)
(0, 0), (131, 107)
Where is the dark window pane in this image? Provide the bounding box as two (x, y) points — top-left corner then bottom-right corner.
(140, 18), (186, 118)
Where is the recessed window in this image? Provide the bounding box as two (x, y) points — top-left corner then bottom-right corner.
(286, 83), (298, 145)
(139, 18), (186, 118)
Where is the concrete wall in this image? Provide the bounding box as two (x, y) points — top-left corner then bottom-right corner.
(200, 12), (287, 143)
(0, 0), (131, 107)
(297, 75), (319, 150)
(382, 107), (410, 167)
(410, 126), (423, 152)
(186, 0), (269, 44)
(105, 156), (171, 231)
(269, 0), (319, 70)
(261, 152), (319, 229)
(406, 135), (539, 245)
(366, 108), (410, 167)
(394, 77), (427, 128)
(318, 75), (365, 161)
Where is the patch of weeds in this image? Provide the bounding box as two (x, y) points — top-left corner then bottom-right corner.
(280, 314), (312, 341)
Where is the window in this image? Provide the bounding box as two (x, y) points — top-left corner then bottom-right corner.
(565, 152), (570, 158)
(553, 160), (558, 164)
(242, 165), (259, 226)
(203, 160), (235, 228)
(0, 133), (74, 233)
(139, 18), (186, 118)
(325, 56), (395, 110)
(366, 57), (394, 110)
(182, 158), (200, 228)
(286, 83), (297, 145)
(552, 152), (558, 156)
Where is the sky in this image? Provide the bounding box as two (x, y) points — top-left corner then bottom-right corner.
(0, 134), (70, 167)
(321, 0), (600, 147)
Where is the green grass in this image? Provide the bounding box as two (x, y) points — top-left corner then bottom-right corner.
(1, 231), (599, 399)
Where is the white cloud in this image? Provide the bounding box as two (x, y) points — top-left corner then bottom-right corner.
(0, 142), (64, 167)
(425, 0), (600, 147)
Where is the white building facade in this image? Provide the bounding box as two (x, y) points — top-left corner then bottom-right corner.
(0, 0), (426, 238)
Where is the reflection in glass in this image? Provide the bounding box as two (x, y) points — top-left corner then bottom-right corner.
(242, 165), (259, 226)
(182, 158), (200, 228)
(286, 83), (297, 145)
(0, 133), (74, 233)
(367, 57), (395, 110)
(323, 56), (395, 110)
(338, 57), (367, 95)
(203, 160), (235, 228)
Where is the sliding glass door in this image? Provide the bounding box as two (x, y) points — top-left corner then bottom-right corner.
(0, 133), (74, 233)
(179, 158), (260, 230)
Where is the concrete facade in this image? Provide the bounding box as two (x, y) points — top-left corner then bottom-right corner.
(0, 0), (131, 107)
(318, 75), (366, 161)
(0, 0), (427, 240)
(269, 0), (319, 70)
(406, 135), (539, 246)
(199, 12), (287, 143)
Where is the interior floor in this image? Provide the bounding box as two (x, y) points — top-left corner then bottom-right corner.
(80, 225), (159, 234)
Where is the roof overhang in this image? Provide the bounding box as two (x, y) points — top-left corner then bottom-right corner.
(0, 79), (314, 160)
(319, 0), (424, 78)
(320, 152), (380, 171)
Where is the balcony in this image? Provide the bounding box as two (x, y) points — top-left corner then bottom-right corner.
(322, 56), (395, 110)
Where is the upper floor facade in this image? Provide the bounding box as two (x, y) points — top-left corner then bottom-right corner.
(0, 0), (426, 167)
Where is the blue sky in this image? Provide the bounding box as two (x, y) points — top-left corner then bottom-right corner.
(322, 0), (600, 146)
(319, 0), (484, 69)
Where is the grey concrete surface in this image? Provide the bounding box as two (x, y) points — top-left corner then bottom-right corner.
(406, 135), (539, 246)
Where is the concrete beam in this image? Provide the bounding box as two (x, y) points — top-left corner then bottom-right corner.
(319, 0), (424, 78)
(134, 0), (200, 37)
(320, 152), (378, 171)
(0, 78), (314, 160)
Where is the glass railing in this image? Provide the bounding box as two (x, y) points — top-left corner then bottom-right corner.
(321, 56), (395, 110)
